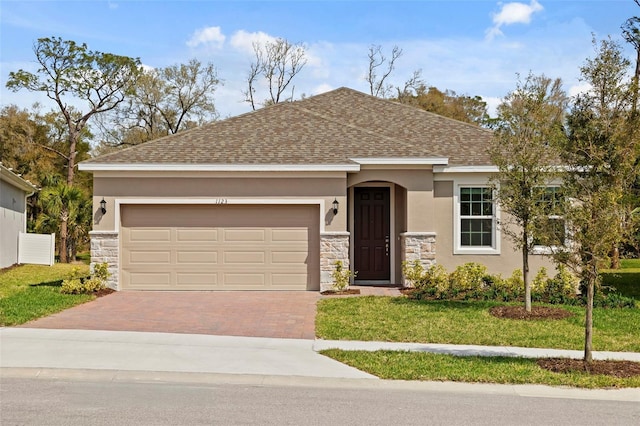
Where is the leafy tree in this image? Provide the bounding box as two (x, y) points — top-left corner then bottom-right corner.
(554, 38), (639, 362)
(6, 37), (140, 262)
(243, 38), (307, 110)
(99, 59), (220, 149)
(490, 73), (569, 312)
(397, 85), (491, 127)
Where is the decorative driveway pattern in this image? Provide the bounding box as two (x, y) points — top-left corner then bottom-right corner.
(21, 291), (320, 339)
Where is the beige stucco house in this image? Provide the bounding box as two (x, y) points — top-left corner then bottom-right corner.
(80, 87), (553, 291)
(0, 163), (37, 269)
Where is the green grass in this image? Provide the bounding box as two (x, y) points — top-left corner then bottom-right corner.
(321, 349), (640, 389)
(0, 263), (92, 326)
(316, 297), (640, 352)
(620, 259), (640, 269)
(601, 259), (640, 299)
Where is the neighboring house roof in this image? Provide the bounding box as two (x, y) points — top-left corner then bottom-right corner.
(81, 87), (494, 169)
(0, 163), (37, 193)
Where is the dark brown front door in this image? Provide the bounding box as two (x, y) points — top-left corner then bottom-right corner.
(354, 187), (390, 281)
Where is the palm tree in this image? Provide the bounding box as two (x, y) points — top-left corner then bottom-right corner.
(36, 182), (87, 262)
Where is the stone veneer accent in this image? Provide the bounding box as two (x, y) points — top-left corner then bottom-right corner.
(400, 232), (437, 287)
(89, 231), (119, 290)
(320, 231), (350, 292)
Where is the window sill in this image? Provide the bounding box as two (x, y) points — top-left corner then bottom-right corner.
(454, 247), (500, 255)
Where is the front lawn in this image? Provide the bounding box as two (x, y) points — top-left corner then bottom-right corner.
(601, 259), (640, 299)
(321, 350), (640, 389)
(316, 296), (640, 352)
(0, 264), (92, 326)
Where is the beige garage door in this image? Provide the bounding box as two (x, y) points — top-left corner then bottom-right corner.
(120, 204), (319, 290)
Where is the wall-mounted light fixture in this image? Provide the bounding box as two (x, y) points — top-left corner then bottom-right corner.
(332, 198), (339, 215)
(100, 198), (107, 214)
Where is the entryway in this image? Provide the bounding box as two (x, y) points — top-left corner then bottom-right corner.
(353, 187), (391, 282)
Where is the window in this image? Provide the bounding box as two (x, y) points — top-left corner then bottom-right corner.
(533, 186), (566, 252)
(455, 186), (499, 254)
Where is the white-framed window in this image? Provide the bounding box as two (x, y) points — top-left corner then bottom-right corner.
(532, 186), (566, 254)
(454, 184), (500, 254)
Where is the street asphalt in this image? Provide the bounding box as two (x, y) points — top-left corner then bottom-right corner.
(1, 327), (638, 402)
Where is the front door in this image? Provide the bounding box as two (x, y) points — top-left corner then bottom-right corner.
(354, 187), (390, 281)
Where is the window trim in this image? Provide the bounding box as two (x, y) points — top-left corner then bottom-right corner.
(531, 185), (567, 255)
(454, 182), (500, 255)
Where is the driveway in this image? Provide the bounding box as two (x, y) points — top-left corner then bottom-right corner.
(21, 291), (320, 339)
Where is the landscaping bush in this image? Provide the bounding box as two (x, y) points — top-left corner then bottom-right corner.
(331, 260), (355, 292)
(60, 262), (109, 295)
(449, 262), (488, 295)
(532, 265), (578, 305)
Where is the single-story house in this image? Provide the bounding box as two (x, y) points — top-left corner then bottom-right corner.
(80, 87), (554, 291)
(0, 163), (37, 269)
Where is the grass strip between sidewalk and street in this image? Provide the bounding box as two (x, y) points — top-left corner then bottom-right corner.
(316, 296), (640, 352)
(0, 264), (92, 326)
(320, 349), (640, 389)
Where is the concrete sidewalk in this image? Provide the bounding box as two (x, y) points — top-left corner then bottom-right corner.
(1, 327), (638, 403)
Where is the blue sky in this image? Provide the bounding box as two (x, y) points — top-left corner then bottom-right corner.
(1, 0), (637, 118)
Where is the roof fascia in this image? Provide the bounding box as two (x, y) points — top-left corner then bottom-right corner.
(78, 163), (361, 172)
(350, 157), (449, 166)
(433, 165), (499, 174)
(0, 164), (37, 193)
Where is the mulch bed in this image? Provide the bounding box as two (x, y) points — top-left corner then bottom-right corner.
(537, 358), (640, 378)
(94, 288), (116, 298)
(489, 305), (574, 320)
(320, 289), (361, 296)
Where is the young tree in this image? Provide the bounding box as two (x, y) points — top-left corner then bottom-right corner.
(489, 73), (569, 312)
(6, 37), (140, 262)
(555, 38), (639, 362)
(243, 38), (307, 110)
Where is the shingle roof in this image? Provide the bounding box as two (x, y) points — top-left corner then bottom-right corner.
(83, 87), (494, 167)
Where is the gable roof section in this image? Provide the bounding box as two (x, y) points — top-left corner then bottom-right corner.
(81, 88), (494, 169)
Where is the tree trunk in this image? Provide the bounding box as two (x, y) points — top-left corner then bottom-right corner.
(59, 215), (68, 263)
(611, 246), (620, 269)
(523, 245), (531, 312)
(584, 271), (595, 363)
(66, 131), (77, 187)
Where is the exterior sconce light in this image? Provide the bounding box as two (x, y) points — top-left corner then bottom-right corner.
(332, 198), (339, 215)
(100, 198), (107, 214)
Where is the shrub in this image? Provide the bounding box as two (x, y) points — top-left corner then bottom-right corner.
(532, 265), (578, 305)
(60, 262), (109, 295)
(449, 263), (488, 295)
(401, 261), (449, 299)
(332, 260), (355, 292)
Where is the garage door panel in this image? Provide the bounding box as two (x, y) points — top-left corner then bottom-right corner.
(223, 251), (266, 264)
(129, 251), (171, 264)
(272, 229), (308, 241)
(129, 229), (171, 242)
(120, 204), (319, 290)
(271, 251), (308, 264)
(127, 271), (172, 287)
(176, 273), (218, 286)
(224, 273), (266, 286)
(223, 229), (266, 242)
(177, 229), (218, 242)
(176, 251), (218, 264)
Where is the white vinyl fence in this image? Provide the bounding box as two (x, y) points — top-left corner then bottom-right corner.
(18, 233), (55, 266)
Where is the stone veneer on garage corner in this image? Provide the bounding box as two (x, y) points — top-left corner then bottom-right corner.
(89, 231), (119, 290)
(400, 232), (436, 287)
(320, 232), (350, 292)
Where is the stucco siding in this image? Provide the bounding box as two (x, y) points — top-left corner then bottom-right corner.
(433, 180), (556, 276)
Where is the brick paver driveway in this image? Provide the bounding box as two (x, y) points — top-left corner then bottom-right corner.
(21, 291), (320, 339)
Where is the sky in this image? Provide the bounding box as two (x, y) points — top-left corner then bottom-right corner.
(1, 0), (638, 120)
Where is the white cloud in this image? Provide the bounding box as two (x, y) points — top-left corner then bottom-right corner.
(186, 26), (226, 49)
(486, 0), (544, 40)
(107, 2), (118, 10)
(312, 83), (334, 95)
(568, 82), (591, 97)
(230, 30), (276, 55)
